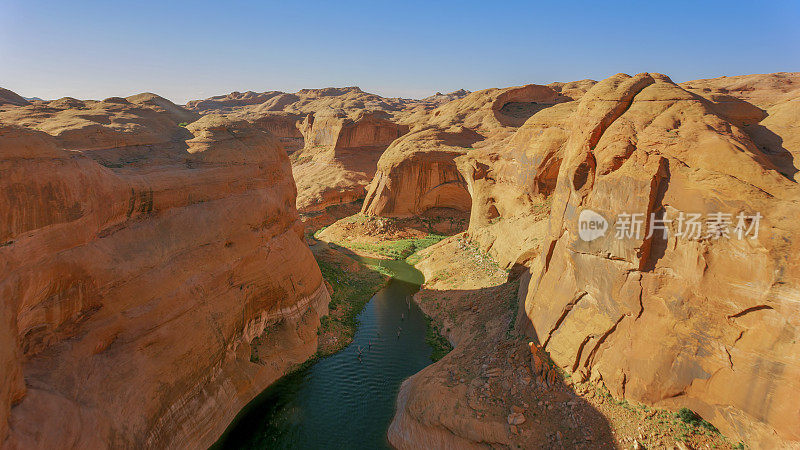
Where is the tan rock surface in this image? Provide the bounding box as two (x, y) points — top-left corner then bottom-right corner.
(0, 109), (329, 448)
(682, 73), (800, 182)
(125, 92), (200, 124)
(361, 127), (480, 217)
(518, 73), (800, 447)
(0, 95), (193, 152)
(456, 102), (576, 268)
(0, 88), (31, 107)
(293, 110), (409, 214)
(681, 72), (800, 109)
(362, 84), (567, 218)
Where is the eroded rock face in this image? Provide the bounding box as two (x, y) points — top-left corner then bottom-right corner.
(521, 73), (800, 447)
(298, 110), (409, 152)
(361, 127), (480, 217)
(0, 104), (329, 448)
(292, 110), (410, 213)
(681, 73), (800, 183)
(456, 102), (577, 268)
(0, 88), (31, 107)
(361, 84), (567, 218)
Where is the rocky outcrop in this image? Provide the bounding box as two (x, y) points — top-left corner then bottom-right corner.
(420, 89), (471, 106)
(361, 84), (566, 218)
(242, 111), (305, 153)
(0, 106), (330, 447)
(0, 95), (193, 153)
(0, 88), (31, 107)
(425, 84), (568, 133)
(292, 110), (410, 213)
(361, 127), (479, 217)
(125, 92), (200, 124)
(682, 72), (800, 182)
(184, 90), (287, 112)
(186, 86), (416, 117)
(519, 73), (800, 447)
(546, 79), (598, 102)
(455, 102), (577, 268)
(298, 110), (409, 153)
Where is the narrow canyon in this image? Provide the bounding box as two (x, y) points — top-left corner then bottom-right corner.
(1, 71), (798, 449)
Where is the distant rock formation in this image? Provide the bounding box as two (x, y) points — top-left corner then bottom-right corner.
(0, 88), (31, 107)
(361, 126), (480, 217)
(0, 93), (330, 448)
(361, 84), (570, 217)
(293, 110), (410, 213)
(126, 92), (200, 124)
(420, 89), (471, 105)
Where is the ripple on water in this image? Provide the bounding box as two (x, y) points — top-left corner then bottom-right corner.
(213, 266), (434, 450)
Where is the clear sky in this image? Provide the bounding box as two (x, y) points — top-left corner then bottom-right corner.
(1, 0), (798, 104)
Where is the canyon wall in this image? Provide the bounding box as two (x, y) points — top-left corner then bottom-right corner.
(361, 127), (478, 217)
(0, 98), (329, 448)
(297, 110), (408, 153)
(516, 73), (799, 447)
(362, 84), (570, 218)
(455, 101), (576, 268)
(379, 72), (799, 447)
(292, 111), (410, 213)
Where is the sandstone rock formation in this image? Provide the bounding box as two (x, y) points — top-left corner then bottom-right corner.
(186, 86), (415, 117)
(361, 126), (479, 217)
(298, 109), (408, 151)
(0, 96), (330, 448)
(292, 110), (410, 213)
(420, 89), (471, 106)
(0, 88), (31, 107)
(681, 72), (800, 182)
(516, 73), (800, 447)
(361, 84), (568, 218)
(0, 94), (193, 152)
(455, 101), (577, 268)
(184, 85), (474, 161)
(125, 92), (200, 124)
(235, 110), (305, 153)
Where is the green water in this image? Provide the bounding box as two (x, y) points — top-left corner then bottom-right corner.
(212, 258), (431, 449)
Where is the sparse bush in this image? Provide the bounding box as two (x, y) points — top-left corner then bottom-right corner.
(424, 316), (453, 362)
(676, 407), (719, 433)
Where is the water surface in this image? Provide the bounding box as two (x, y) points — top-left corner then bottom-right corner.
(213, 259), (431, 449)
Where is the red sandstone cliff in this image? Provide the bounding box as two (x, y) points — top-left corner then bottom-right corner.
(361, 84), (570, 218)
(0, 97), (330, 448)
(460, 73), (800, 447)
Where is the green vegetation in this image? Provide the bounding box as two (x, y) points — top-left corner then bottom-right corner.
(315, 257), (387, 356)
(178, 122), (188, 127)
(424, 315), (453, 361)
(676, 407), (719, 433)
(249, 336), (261, 363)
(347, 234), (447, 260)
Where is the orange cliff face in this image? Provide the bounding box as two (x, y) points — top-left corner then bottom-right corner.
(465, 73), (800, 447)
(292, 110), (410, 214)
(360, 84), (581, 218)
(368, 72), (800, 448)
(0, 96), (330, 448)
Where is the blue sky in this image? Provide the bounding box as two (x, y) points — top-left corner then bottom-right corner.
(1, 0), (797, 103)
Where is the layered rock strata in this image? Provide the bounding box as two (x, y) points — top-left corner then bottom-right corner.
(0, 100), (329, 448)
(518, 73), (800, 447)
